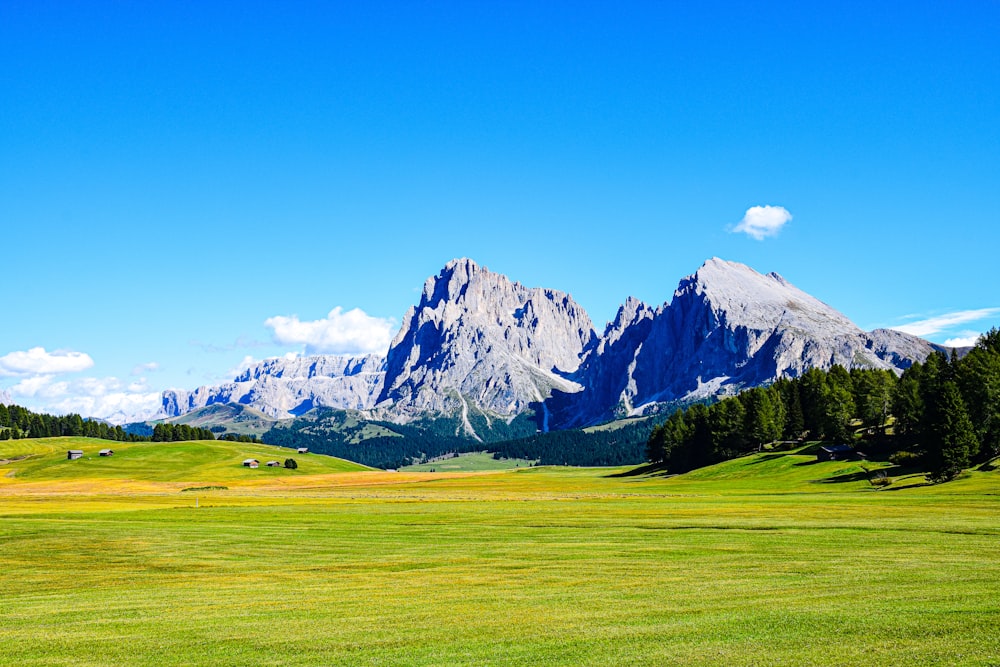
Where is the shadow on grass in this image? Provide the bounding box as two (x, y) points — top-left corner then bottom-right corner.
(882, 477), (934, 491)
(815, 470), (871, 484)
(606, 463), (671, 478)
(978, 457), (999, 472)
(747, 453), (787, 465)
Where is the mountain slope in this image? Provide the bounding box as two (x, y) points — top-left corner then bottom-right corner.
(161, 354), (386, 419)
(158, 257), (942, 435)
(548, 258), (939, 428)
(374, 258), (596, 434)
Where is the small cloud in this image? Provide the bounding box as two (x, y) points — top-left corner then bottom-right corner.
(891, 308), (1000, 337)
(131, 362), (160, 376)
(264, 307), (395, 355)
(732, 205), (792, 240)
(944, 335), (981, 348)
(0, 347), (94, 377)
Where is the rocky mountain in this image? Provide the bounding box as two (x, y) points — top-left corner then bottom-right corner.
(548, 258), (940, 428)
(0, 389), (11, 406)
(160, 257), (943, 434)
(374, 258), (595, 435)
(161, 353), (386, 419)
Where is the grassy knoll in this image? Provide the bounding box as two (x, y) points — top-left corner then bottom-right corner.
(400, 451), (537, 472)
(0, 436), (370, 485)
(1, 444), (999, 665)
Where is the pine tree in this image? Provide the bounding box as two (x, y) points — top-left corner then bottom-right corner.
(892, 362), (924, 442)
(926, 380), (979, 482)
(799, 367), (829, 438)
(824, 365), (855, 442)
(957, 339), (1000, 459)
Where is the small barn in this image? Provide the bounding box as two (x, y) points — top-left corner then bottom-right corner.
(99, 449), (114, 457)
(817, 444), (854, 461)
(67, 450), (84, 460)
(266, 460), (281, 467)
(242, 458), (259, 468)
(296, 447), (309, 454)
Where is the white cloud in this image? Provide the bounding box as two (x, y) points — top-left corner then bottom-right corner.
(7, 373), (161, 424)
(10, 375), (60, 398)
(0, 347), (94, 377)
(891, 308), (1000, 337)
(733, 205), (792, 240)
(131, 362), (160, 376)
(48, 391), (162, 425)
(944, 335), (981, 348)
(264, 307), (395, 355)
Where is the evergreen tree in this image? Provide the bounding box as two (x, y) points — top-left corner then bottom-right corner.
(742, 386), (782, 448)
(710, 397), (747, 457)
(823, 365), (855, 442)
(645, 423), (666, 464)
(925, 380), (979, 482)
(956, 337), (1000, 459)
(892, 362), (924, 442)
(777, 379), (805, 439)
(799, 367), (829, 437)
(852, 368), (896, 433)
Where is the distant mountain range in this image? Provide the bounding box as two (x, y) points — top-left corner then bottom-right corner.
(160, 258), (944, 436)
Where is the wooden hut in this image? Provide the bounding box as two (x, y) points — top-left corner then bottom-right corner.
(67, 450), (84, 460)
(99, 449), (114, 457)
(817, 444), (853, 461)
(242, 458), (259, 468)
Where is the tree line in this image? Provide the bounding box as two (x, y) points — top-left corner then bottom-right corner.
(0, 402), (217, 443)
(647, 329), (1000, 482)
(0, 403), (147, 442)
(150, 423), (216, 442)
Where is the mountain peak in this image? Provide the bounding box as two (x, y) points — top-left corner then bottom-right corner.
(422, 257), (487, 306)
(381, 259), (595, 422)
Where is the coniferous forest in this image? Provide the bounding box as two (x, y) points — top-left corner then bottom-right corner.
(646, 328), (1000, 482)
(0, 403), (215, 443)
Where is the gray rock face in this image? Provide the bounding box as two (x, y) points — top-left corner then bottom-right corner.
(0, 389), (11, 406)
(548, 258), (938, 428)
(161, 354), (386, 419)
(376, 258), (595, 427)
(161, 257), (942, 432)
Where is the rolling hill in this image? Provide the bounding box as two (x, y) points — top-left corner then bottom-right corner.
(0, 436), (371, 485)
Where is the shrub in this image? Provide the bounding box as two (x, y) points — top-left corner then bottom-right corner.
(889, 451), (920, 467)
(869, 472), (891, 488)
(284, 458), (298, 469)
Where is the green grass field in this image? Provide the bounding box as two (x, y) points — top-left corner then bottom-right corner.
(1, 438), (999, 665)
(400, 451), (537, 471)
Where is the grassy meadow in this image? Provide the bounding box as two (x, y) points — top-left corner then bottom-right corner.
(399, 451), (537, 472)
(1, 437), (999, 665)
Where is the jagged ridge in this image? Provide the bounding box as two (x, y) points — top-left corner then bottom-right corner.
(160, 257), (943, 435)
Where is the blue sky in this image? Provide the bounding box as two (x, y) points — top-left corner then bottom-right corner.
(2, 1), (998, 421)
